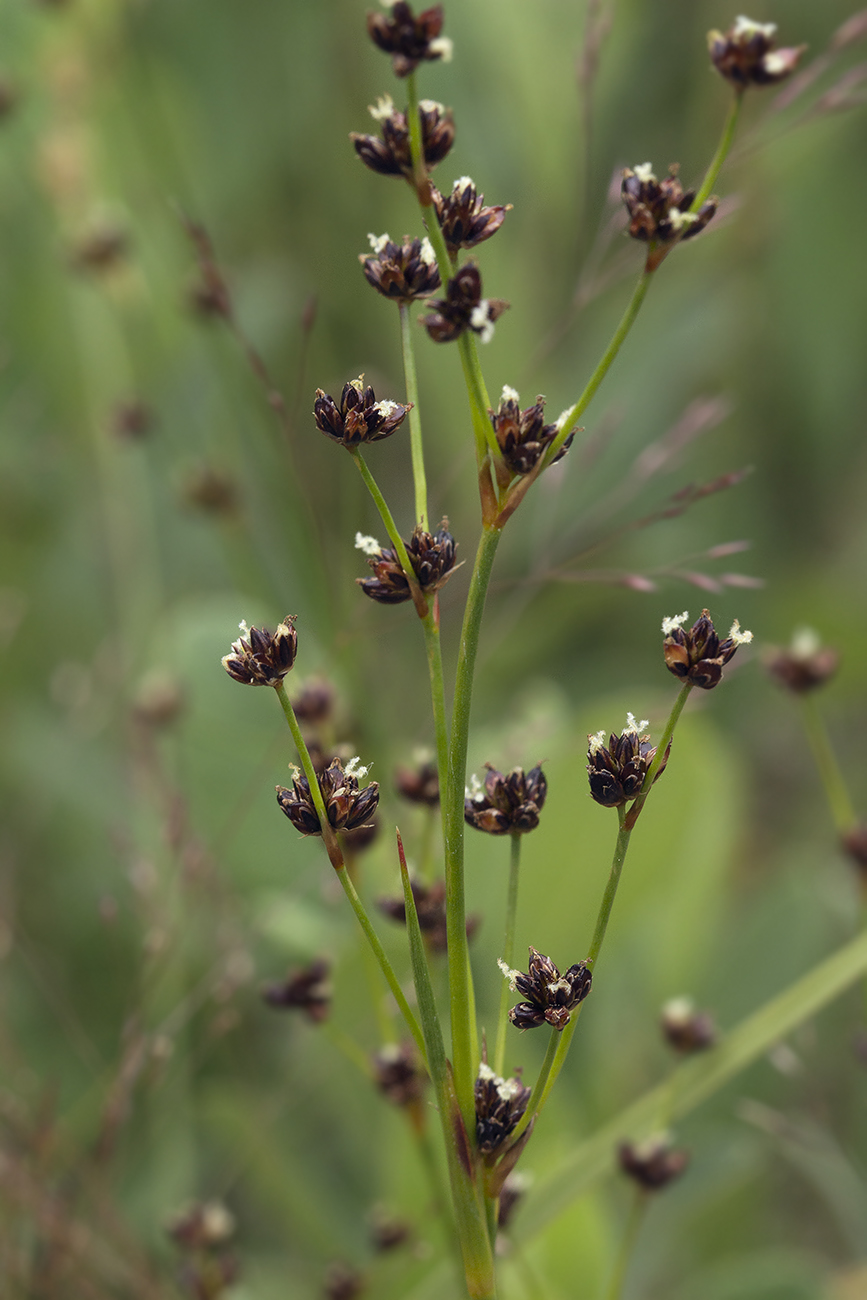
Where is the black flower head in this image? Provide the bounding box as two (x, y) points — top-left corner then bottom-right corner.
(490, 387), (575, 477)
(660, 997), (717, 1054)
(276, 756), (379, 836)
(367, 3), (452, 77)
(378, 878), (480, 953)
(356, 522), (459, 605)
(662, 608), (752, 690)
(474, 1063), (531, 1157)
(765, 628), (839, 694)
(262, 958), (332, 1023)
(360, 232), (441, 302)
(586, 713), (668, 809)
(314, 378), (411, 449)
(502, 946), (592, 1032)
(618, 1135), (690, 1191)
(432, 176), (510, 255)
(373, 1043), (428, 1108)
(420, 264), (509, 344)
(621, 163), (717, 266)
(351, 95), (454, 180)
(464, 763), (547, 835)
(707, 16), (806, 87)
(395, 754), (440, 806)
(222, 616), (298, 687)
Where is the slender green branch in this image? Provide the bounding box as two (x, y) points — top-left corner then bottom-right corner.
(587, 807), (631, 967)
(603, 1191), (646, 1300)
(350, 448), (428, 618)
(457, 331), (503, 472)
(691, 90), (744, 212)
(400, 300), (429, 531)
(275, 680), (340, 859)
(445, 524), (503, 1129)
(800, 693), (856, 833)
(624, 682), (692, 830)
(422, 602), (451, 846)
(493, 834), (522, 1077)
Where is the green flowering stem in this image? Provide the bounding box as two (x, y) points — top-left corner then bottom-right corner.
(399, 299), (429, 531)
(625, 681), (693, 830)
(691, 89), (744, 213)
(457, 331), (504, 480)
(398, 831), (498, 1299)
(446, 523), (503, 1131)
(422, 600), (451, 849)
(799, 692), (856, 834)
(493, 834), (522, 1077)
(405, 71), (433, 209)
(275, 682), (427, 1064)
(350, 448), (428, 619)
(603, 1190), (646, 1300)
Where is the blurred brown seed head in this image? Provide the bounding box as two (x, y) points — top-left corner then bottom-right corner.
(369, 1209), (411, 1253)
(222, 617), (298, 688)
(503, 946), (592, 1031)
(708, 16), (806, 87)
(765, 628), (839, 693)
(497, 1171), (531, 1231)
(351, 95), (454, 180)
(660, 997), (717, 1053)
(587, 714), (668, 809)
(360, 232), (441, 301)
(395, 754), (440, 806)
(618, 1135), (689, 1190)
(662, 608), (752, 689)
(261, 958), (332, 1022)
(70, 222), (129, 273)
(378, 878), (479, 953)
(323, 1261), (365, 1300)
(166, 1201), (236, 1252)
(132, 670), (185, 728)
(842, 823), (867, 876)
(464, 763), (547, 835)
(292, 678), (336, 726)
(314, 378), (411, 448)
(367, 3), (451, 77)
(432, 176), (510, 255)
(420, 263), (508, 344)
(111, 398), (155, 440)
(621, 164), (717, 260)
(372, 1042), (427, 1108)
(182, 464), (239, 515)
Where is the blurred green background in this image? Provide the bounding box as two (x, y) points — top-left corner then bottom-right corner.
(1, 0), (866, 1297)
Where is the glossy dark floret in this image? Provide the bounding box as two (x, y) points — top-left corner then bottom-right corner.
(262, 958), (332, 1023)
(276, 757), (379, 836)
(432, 177), (510, 255)
(660, 998), (717, 1054)
(621, 164), (717, 251)
(619, 1136), (690, 1190)
(419, 263), (508, 344)
(351, 96), (454, 180)
(765, 630), (839, 693)
(358, 522), (459, 605)
(314, 379), (411, 449)
(222, 616), (298, 687)
(360, 233), (441, 301)
(367, 3), (451, 77)
(505, 946), (592, 1032)
(586, 716), (668, 809)
(662, 608), (752, 690)
(490, 388), (575, 476)
(464, 763), (547, 835)
(708, 16), (806, 87)
(373, 1043), (427, 1108)
(474, 1064), (531, 1156)
(395, 756), (440, 806)
(378, 878), (479, 953)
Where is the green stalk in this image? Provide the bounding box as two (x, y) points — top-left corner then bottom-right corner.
(445, 524), (503, 1129)
(274, 682), (427, 1063)
(457, 331), (503, 471)
(625, 681), (692, 829)
(422, 603), (451, 848)
(493, 834), (522, 1077)
(691, 90), (744, 212)
(799, 693), (856, 833)
(603, 1191), (646, 1300)
(399, 300), (429, 531)
(350, 448), (428, 618)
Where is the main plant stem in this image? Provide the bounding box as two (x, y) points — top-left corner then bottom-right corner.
(493, 834), (522, 1076)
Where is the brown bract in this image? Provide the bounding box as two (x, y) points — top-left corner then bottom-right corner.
(367, 3), (447, 77)
(432, 178), (509, 255)
(358, 522), (458, 605)
(222, 616), (298, 687)
(276, 758), (379, 835)
(351, 97), (454, 180)
(708, 17), (806, 87)
(508, 946), (592, 1031)
(464, 763), (547, 835)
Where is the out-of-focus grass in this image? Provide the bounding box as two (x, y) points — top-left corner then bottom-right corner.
(1, 1), (866, 1296)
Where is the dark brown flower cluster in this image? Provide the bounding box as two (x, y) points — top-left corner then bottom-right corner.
(490, 388), (574, 477)
(373, 1043), (427, 1108)
(166, 1201), (238, 1300)
(262, 958), (332, 1023)
(357, 522), (458, 604)
(464, 763), (547, 836)
(323, 1262), (365, 1300)
(708, 16), (806, 88)
(660, 997), (717, 1054)
(276, 757), (379, 836)
(662, 609), (752, 690)
(351, 95), (454, 180)
(378, 878), (480, 953)
(474, 1063), (531, 1156)
(618, 1136), (689, 1191)
(222, 616), (297, 687)
(621, 164), (717, 251)
(503, 947), (592, 1031)
(420, 264), (508, 344)
(586, 714), (667, 809)
(395, 755), (439, 806)
(765, 629), (839, 694)
(432, 177), (509, 255)
(367, 3), (451, 78)
(360, 232), (441, 302)
(314, 379), (410, 449)
(291, 678), (335, 726)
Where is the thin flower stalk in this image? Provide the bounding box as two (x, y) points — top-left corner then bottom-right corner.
(691, 90), (744, 212)
(350, 448), (428, 617)
(603, 1189), (647, 1300)
(625, 681), (692, 829)
(399, 299), (429, 530)
(493, 833), (522, 1077)
(421, 602), (451, 847)
(799, 693), (856, 834)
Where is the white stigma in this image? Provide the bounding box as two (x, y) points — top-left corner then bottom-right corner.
(633, 162), (656, 184)
(369, 95), (395, 122)
(345, 756), (370, 780)
(791, 627), (820, 658)
(667, 208), (698, 232)
(367, 232), (390, 254)
(662, 611), (690, 635)
(419, 236), (436, 266)
(624, 712), (649, 735)
(728, 619), (753, 646)
(418, 99), (445, 115)
(497, 958), (520, 991)
(733, 16), (777, 38)
(500, 385), (520, 404)
(375, 399), (401, 418)
(588, 730), (607, 756)
(238, 619), (249, 635)
(454, 175), (475, 191)
(465, 772), (484, 800)
(355, 532), (381, 556)
(429, 36), (453, 62)
(470, 301), (495, 343)
(762, 51), (789, 75)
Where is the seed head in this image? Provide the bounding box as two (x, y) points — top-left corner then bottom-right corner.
(621, 164), (717, 263)
(358, 521), (459, 605)
(367, 3), (452, 78)
(662, 608), (752, 689)
(490, 388), (575, 476)
(660, 997), (717, 1053)
(505, 946), (592, 1031)
(432, 177), (510, 255)
(587, 714), (667, 809)
(314, 378), (411, 449)
(373, 1042), (427, 1108)
(276, 757), (379, 836)
(474, 1063), (532, 1156)
(261, 958), (332, 1023)
(464, 763), (547, 835)
(395, 755), (440, 806)
(618, 1135), (690, 1190)
(351, 96), (454, 180)
(842, 823), (867, 878)
(765, 628), (839, 694)
(378, 878), (479, 953)
(420, 264), (509, 344)
(291, 678), (336, 725)
(360, 232), (441, 302)
(221, 616), (298, 687)
(707, 17), (807, 87)
(323, 1261), (365, 1300)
